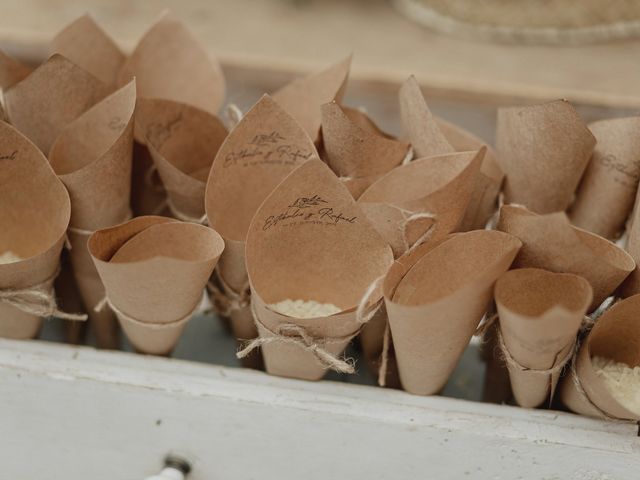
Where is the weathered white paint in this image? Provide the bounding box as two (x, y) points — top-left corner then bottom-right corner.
(0, 338), (638, 480)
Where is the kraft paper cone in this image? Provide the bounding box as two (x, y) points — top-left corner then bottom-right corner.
(321, 102), (410, 198)
(570, 117), (640, 240)
(399, 76), (453, 158)
(496, 205), (635, 311)
(621, 189), (640, 297)
(89, 216), (224, 355)
(434, 116), (504, 230)
(560, 294), (640, 420)
(384, 230), (522, 395)
(118, 12), (225, 119)
(357, 149), (484, 257)
(245, 160), (394, 380)
(3, 54), (109, 154)
(0, 49), (32, 90)
(496, 100), (596, 214)
(137, 98), (228, 222)
(205, 94), (319, 340)
(273, 56), (351, 142)
(0, 122), (72, 338)
(50, 14), (125, 86)
(494, 268), (592, 408)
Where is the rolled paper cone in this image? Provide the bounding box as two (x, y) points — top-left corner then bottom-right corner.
(137, 98), (228, 221)
(570, 117), (640, 239)
(89, 216), (225, 355)
(560, 294), (640, 420)
(321, 102), (410, 198)
(0, 122), (71, 338)
(399, 75), (454, 158)
(49, 14), (125, 86)
(246, 160), (394, 380)
(273, 55), (351, 143)
(434, 116), (504, 231)
(496, 100), (596, 214)
(0, 49), (32, 90)
(358, 149), (484, 257)
(205, 94), (319, 341)
(620, 189), (640, 297)
(49, 80), (136, 349)
(3, 54), (110, 154)
(494, 268), (593, 408)
(384, 230), (522, 395)
(496, 205), (635, 311)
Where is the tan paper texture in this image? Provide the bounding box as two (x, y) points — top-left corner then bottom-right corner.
(321, 102), (409, 198)
(384, 230), (522, 395)
(273, 56), (351, 143)
(0, 49), (32, 90)
(496, 100), (596, 214)
(570, 117), (640, 239)
(560, 294), (640, 420)
(359, 304), (402, 389)
(246, 160), (394, 380)
(206, 94), (319, 340)
(358, 149), (484, 257)
(4, 54), (110, 154)
(0, 122), (71, 338)
(497, 205), (635, 311)
(89, 216), (224, 355)
(50, 14), (125, 86)
(137, 98), (228, 221)
(494, 268), (592, 408)
(621, 188), (640, 297)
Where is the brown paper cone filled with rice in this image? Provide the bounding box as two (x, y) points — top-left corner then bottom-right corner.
(494, 268), (592, 408)
(384, 230), (522, 395)
(245, 160), (394, 380)
(89, 216), (224, 355)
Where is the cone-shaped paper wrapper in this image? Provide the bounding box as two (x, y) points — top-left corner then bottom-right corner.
(384, 230), (522, 395)
(50, 14), (125, 86)
(118, 12), (225, 119)
(0, 122), (70, 338)
(560, 294), (640, 420)
(89, 216), (224, 355)
(495, 268), (592, 408)
(321, 102), (409, 198)
(358, 149), (484, 257)
(496, 100), (596, 214)
(497, 205), (634, 311)
(399, 76), (453, 158)
(621, 190), (640, 297)
(4, 54), (110, 154)
(137, 98), (228, 221)
(49, 80), (136, 348)
(205, 95), (319, 338)
(434, 116), (504, 231)
(0, 49), (32, 90)
(246, 160), (394, 380)
(273, 56), (351, 142)
(570, 117), (640, 239)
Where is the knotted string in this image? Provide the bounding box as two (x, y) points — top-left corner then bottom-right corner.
(94, 295), (198, 330)
(206, 271), (250, 317)
(400, 208), (437, 254)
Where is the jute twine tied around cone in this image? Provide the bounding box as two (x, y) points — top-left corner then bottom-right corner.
(207, 270), (250, 317)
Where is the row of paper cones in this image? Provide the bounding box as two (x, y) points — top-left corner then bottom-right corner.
(1, 12), (640, 423)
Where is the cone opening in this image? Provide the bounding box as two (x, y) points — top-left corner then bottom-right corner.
(574, 227), (636, 273)
(589, 295), (640, 368)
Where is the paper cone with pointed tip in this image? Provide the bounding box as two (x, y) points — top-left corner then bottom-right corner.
(384, 230), (521, 395)
(0, 49), (32, 90)
(435, 116), (504, 230)
(137, 98), (228, 221)
(48, 80), (136, 348)
(496, 100), (596, 214)
(357, 149), (484, 257)
(569, 117), (640, 239)
(246, 160), (393, 380)
(494, 268), (592, 408)
(560, 294), (640, 420)
(496, 205), (634, 311)
(321, 102), (409, 198)
(3, 54), (110, 154)
(273, 56), (351, 143)
(0, 122), (70, 338)
(118, 12), (225, 120)
(206, 95), (319, 340)
(50, 14), (125, 86)
(89, 216), (224, 355)
(399, 76), (453, 158)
